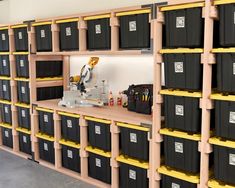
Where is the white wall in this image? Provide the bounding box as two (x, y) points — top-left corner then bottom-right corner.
(0, 0), (9, 24)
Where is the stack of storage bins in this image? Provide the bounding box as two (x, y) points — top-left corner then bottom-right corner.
(58, 111), (81, 173)
(85, 116), (111, 184)
(209, 1), (235, 187)
(36, 107), (55, 164)
(159, 2), (205, 187)
(117, 122), (150, 188)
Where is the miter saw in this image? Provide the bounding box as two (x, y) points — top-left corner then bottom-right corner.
(58, 57), (107, 108)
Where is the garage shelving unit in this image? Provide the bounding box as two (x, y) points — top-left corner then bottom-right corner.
(0, 0), (234, 188)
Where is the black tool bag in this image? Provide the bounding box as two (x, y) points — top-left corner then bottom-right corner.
(124, 84), (153, 115)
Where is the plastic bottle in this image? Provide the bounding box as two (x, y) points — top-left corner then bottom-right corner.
(109, 91), (114, 106)
(117, 91), (122, 106)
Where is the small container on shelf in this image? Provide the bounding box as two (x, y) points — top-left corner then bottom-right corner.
(16, 79), (30, 104)
(37, 107), (54, 136)
(117, 155), (149, 188)
(0, 102), (12, 125)
(162, 3), (204, 48)
(0, 78), (11, 101)
(0, 28), (9, 52)
(17, 128), (31, 155)
(12, 25), (28, 52)
(117, 122), (149, 161)
(56, 18), (79, 51)
(1, 126), (13, 148)
(59, 112), (80, 143)
(60, 139), (80, 173)
(160, 128), (201, 174)
(36, 61), (63, 78)
(15, 54), (29, 78)
(86, 116), (111, 151)
(117, 9), (151, 50)
(15, 103), (31, 130)
(0, 54), (10, 77)
(85, 14), (111, 50)
(86, 146), (111, 184)
(37, 86), (63, 101)
(161, 89), (202, 133)
(32, 22), (52, 52)
(37, 133), (55, 164)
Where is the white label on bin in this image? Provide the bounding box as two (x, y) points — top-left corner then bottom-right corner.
(130, 133), (137, 143)
(67, 150), (73, 159)
(21, 110), (26, 117)
(40, 29), (45, 38)
(44, 143), (48, 151)
(44, 114), (49, 123)
(4, 130), (9, 138)
(174, 62), (184, 73)
(95, 125), (101, 135)
(66, 27), (72, 36)
(4, 106), (8, 113)
(176, 17), (185, 28)
(18, 32), (23, 40)
(229, 112), (235, 124)
(129, 21), (137, 32)
(67, 120), (72, 128)
(2, 84), (6, 91)
(229, 154), (235, 166)
(23, 135), (27, 143)
(20, 60), (24, 67)
(95, 158), (101, 167)
(129, 169), (136, 180)
(175, 142), (184, 153)
(172, 183), (180, 188)
(175, 105), (184, 116)
(1, 33), (6, 41)
(2, 59), (7, 67)
(95, 24), (101, 34)
(21, 86), (25, 94)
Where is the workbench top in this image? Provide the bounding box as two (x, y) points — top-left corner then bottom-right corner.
(33, 99), (152, 126)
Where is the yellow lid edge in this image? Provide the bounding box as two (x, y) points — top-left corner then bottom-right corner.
(58, 111), (80, 118)
(32, 21), (52, 27)
(86, 146), (111, 158)
(35, 107), (54, 113)
(160, 2), (205, 11)
(16, 127), (31, 134)
(211, 93), (235, 102)
(160, 48), (203, 54)
(0, 76), (11, 80)
(208, 179), (235, 188)
(0, 123), (12, 129)
(214, 0), (235, 6)
(84, 14), (111, 21)
(59, 139), (80, 149)
(36, 132), (54, 142)
(15, 102), (30, 108)
(160, 89), (202, 98)
(116, 155), (149, 169)
(209, 137), (235, 149)
(0, 100), (12, 105)
(116, 122), (149, 132)
(85, 116), (111, 124)
(56, 18), (79, 24)
(0, 27), (9, 30)
(11, 24), (28, 29)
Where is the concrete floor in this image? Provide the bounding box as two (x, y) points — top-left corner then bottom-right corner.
(0, 150), (96, 188)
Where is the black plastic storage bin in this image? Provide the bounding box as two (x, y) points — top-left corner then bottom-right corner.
(164, 135), (200, 173)
(0, 55), (10, 76)
(0, 79), (11, 101)
(19, 132), (31, 155)
(60, 113), (80, 143)
(15, 55), (29, 78)
(119, 13), (150, 49)
(164, 7), (204, 48)
(38, 137), (55, 164)
(58, 20), (79, 51)
(34, 24), (52, 52)
(215, 100), (235, 140)
(219, 3), (235, 47)
(88, 149), (111, 184)
(37, 86), (63, 101)
(16, 104), (30, 130)
(87, 117), (111, 151)
(61, 144), (80, 173)
(214, 144), (235, 185)
(163, 53), (202, 90)
(36, 61), (63, 78)
(161, 175), (197, 188)
(1, 127), (13, 148)
(217, 53), (235, 93)
(164, 94), (201, 133)
(0, 29), (9, 52)
(119, 124), (149, 161)
(13, 27), (28, 52)
(0, 103), (12, 124)
(119, 160), (148, 188)
(87, 18), (111, 50)
(17, 81), (30, 104)
(38, 109), (54, 136)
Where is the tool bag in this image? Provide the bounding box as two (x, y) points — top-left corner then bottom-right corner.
(124, 84), (153, 115)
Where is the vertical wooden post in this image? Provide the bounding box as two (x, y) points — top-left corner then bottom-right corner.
(110, 12), (119, 52)
(80, 115), (89, 178)
(29, 26), (36, 54)
(199, 1), (214, 188)
(31, 107), (39, 161)
(29, 55), (37, 103)
(110, 120), (120, 188)
(54, 111), (62, 169)
(8, 27), (15, 53)
(79, 17), (87, 52)
(52, 22), (60, 53)
(63, 55), (70, 91)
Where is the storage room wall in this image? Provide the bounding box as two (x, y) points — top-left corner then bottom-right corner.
(0, 0), (159, 95)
